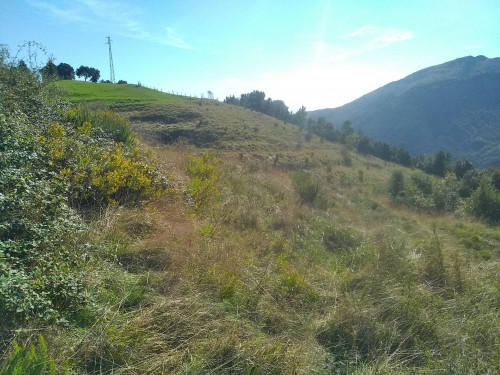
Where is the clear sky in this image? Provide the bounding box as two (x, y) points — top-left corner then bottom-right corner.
(1, 0), (499, 111)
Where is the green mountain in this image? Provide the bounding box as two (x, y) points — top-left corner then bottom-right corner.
(310, 56), (500, 168)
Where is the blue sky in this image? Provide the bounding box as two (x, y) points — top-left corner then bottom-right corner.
(1, 0), (499, 110)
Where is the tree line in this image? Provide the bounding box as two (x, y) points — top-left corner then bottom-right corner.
(224, 90), (307, 127)
(224, 90), (467, 176)
(17, 59), (128, 84)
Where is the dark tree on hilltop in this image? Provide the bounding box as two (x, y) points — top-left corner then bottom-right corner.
(224, 95), (239, 105)
(57, 62), (75, 80)
(76, 65), (90, 81)
(76, 65), (100, 82)
(240, 90), (266, 112)
(40, 60), (57, 80)
(89, 67), (100, 83)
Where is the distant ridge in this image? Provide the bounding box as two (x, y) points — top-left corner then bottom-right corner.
(309, 56), (500, 168)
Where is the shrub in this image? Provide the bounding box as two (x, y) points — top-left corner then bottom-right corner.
(0, 55), (164, 323)
(0, 335), (68, 374)
(65, 107), (135, 147)
(184, 152), (220, 209)
(323, 226), (362, 252)
(389, 170), (405, 200)
(432, 172), (460, 212)
(291, 171), (320, 204)
(467, 178), (500, 224)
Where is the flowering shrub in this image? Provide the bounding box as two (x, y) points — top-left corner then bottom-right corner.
(0, 59), (164, 322)
(184, 152), (220, 209)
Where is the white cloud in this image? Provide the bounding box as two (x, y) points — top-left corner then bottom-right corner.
(345, 25), (375, 38)
(157, 27), (192, 50)
(344, 25), (414, 50)
(310, 25), (414, 70)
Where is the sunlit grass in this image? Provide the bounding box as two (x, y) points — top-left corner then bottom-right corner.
(56, 80), (186, 108)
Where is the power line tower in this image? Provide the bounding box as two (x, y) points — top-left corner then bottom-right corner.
(105, 36), (115, 83)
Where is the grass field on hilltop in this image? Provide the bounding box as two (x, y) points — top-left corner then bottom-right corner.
(56, 80), (186, 108)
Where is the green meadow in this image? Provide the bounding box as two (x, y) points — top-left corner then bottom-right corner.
(57, 80), (186, 108)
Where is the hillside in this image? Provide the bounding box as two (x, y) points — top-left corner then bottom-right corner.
(57, 79), (184, 107)
(2, 76), (499, 374)
(310, 56), (500, 168)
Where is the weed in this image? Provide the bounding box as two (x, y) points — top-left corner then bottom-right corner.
(0, 335), (67, 375)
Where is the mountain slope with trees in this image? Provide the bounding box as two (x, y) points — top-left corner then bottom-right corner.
(310, 56), (500, 168)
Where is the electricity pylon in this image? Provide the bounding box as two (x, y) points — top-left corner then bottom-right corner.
(106, 36), (115, 83)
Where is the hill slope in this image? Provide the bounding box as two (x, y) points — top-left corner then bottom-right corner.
(5, 75), (498, 374)
(310, 56), (500, 168)
(57, 80), (184, 107)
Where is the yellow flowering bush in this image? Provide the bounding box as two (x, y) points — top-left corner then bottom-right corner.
(184, 152), (220, 209)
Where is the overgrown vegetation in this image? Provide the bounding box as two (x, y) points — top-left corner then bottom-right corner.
(1, 46), (499, 374)
(389, 168), (500, 223)
(0, 335), (66, 375)
(0, 53), (164, 333)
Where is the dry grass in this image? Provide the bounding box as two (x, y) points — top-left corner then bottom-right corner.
(11, 100), (498, 374)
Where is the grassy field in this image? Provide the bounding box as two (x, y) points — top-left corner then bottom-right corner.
(3, 77), (499, 374)
(56, 80), (186, 108)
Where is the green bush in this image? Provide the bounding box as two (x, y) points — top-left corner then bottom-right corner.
(322, 226), (362, 252)
(0, 335), (67, 375)
(389, 171), (461, 213)
(389, 170), (405, 200)
(467, 178), (500, 224)
(291, 171), (320, 204)
(184, 152), (220, 210)
(65, 106), (135, 147)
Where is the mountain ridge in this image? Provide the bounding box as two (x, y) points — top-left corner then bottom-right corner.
(310, 56), (500, 168)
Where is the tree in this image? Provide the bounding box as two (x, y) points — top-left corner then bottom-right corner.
(57, 62), (75, 80)
(293, 106), (307, 128)
(454, 158), (475, 179)
(17, 59), (30, 73)
(469, 178), (500, 224)
(89, 67), (100, 83)
(224, 95), (239, 105)
(76, 65), (91, 81)
(76, 65), (100, 82)
(356, 136), (372, 155)
(40, 60), (57, 80)
(433, 150), (449, 177)
(244, 90), (266, 112)
(389, 170), (405, 200)
(395, 147), (412, 167)
(341, 121), (354, 136)
(491, 169), (500, 190)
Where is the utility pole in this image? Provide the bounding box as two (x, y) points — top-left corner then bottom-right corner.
(105, 36), (115, 83)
